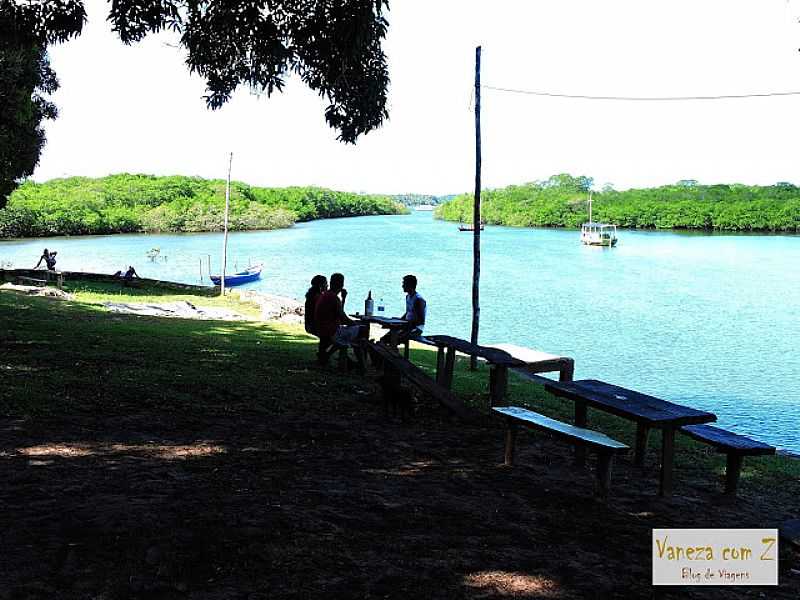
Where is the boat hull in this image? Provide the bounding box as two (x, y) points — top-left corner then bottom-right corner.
(581, 238), (618, 247)
(210, 265), (262, 286)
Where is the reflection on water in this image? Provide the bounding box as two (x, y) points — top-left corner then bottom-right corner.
(1, 212), (798, 452)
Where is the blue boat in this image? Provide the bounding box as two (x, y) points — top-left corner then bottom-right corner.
(210, 264), (262, 286)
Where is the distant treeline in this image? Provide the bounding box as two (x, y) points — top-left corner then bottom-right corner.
(0, 174), (407, 238)
(436, 174), (800, 232)
(392, 193), (455, 207)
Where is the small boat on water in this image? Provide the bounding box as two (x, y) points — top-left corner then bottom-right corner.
(458, 222), (485, 232)
(581, 222), (618, 247)
(415, 204), (435, 211)
(581, 192), (618, 247)
(210, 264), (262, 286)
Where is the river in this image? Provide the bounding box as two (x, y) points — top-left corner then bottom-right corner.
(2, 211), (798, 454)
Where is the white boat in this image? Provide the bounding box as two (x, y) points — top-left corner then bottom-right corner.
(581, 222), (618, 247)
(415, 204), (435, 211)
(581, 192), (618, 247)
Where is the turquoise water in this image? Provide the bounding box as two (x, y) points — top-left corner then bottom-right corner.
(2, 211), (798, 453)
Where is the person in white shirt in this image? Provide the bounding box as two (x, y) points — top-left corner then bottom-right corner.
(382, 274), (426, 345)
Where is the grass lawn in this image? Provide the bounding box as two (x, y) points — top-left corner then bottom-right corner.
(1, 282), (798, 599)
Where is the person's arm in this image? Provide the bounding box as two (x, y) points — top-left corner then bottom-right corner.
(336, 297), (354, 326)
(34, 256), (44, 269)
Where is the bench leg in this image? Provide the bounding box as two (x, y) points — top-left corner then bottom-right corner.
(635, 424), (650, 467)
(574, 401), (588, 467)
(490, 365), (508, 407)
(435, 346), (445, 384)
(403, 340), (410, 359)
(659, 428), (675, 498)
(724, 453), (743, 498)
(381, 363), (403, 417)
(595, 452), (614, 499)
(337, 348), (348, 372)
(504, 419), (518, 466)
(442, 347), (456, 390)
(559, 358), (575, 382)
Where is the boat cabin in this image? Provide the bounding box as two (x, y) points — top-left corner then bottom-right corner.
(580, 222), (618, 247)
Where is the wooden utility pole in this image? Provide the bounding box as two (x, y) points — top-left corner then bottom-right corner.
(220, 152), (233, 296)
(470, 46), (481, 370)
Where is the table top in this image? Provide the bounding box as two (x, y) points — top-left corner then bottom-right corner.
(485, 343), (564, 363)
(543, 379), (716, 427)
(350, 314), (407, 327)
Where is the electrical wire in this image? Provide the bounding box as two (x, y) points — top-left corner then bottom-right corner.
(482, 85), (800, 101)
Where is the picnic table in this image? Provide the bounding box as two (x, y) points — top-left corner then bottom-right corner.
(351, 314), (411, 355)
(422, 335), (524, 406)
(542, 379), (716, 497)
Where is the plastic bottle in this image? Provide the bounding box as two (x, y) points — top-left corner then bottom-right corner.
(365, 290), (374, 316)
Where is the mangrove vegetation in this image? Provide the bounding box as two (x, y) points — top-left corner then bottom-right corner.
(0, 174), (406, 238)
(436, 174), (800, 232)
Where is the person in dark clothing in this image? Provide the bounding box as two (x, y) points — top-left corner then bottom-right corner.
(123, 266), (139, 281)
(113, 266), (140, 285)
(34, 248), (57, 271)
(313, 272), (365, 369)
(304, 274), (327, 335)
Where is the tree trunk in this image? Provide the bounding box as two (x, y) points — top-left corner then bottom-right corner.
(470, 46), (482, 370)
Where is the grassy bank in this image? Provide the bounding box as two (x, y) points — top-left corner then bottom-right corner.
(1, 282), (798, 598)
(2, 279), (797, 486)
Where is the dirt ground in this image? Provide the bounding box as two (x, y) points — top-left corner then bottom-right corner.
(1, 371), (798, 600)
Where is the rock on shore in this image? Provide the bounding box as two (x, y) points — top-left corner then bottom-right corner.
(236, 290), (304, 324)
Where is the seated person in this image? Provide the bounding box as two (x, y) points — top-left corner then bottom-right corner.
(34, 248), (57, 271)
(122, 266), (139, 281)
(304, 275), (327, 336)
(113, 266), (140, 286)
(381, 274), (426, 346)
(314, 272), (366, 368)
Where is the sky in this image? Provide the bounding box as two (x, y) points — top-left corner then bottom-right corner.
(33, 0), (800, 195)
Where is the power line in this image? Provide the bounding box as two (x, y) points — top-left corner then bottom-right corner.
(482, 85), (800, 101)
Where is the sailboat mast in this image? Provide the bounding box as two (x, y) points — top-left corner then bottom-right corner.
(588, 191), (593, 223)
(221, 152), (233, 296)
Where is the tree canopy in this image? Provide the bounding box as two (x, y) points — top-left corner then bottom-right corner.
(0, 0), (390, 208)
(0, 173), (406, 237)
(0, 0), (80, 208)
(436, 176), (800, 232)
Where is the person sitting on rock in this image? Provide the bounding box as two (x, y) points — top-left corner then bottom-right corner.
(34, 248), (57, 271)
(122, 266), (139, 281)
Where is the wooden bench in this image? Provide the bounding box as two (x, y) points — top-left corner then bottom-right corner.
(47, 270), (64, 289)
(680, 424), (776, 499)
(543, 379), (716, 497)
(493, 406), (629, 498)
(15, 276), (46, 287)
(317, 336), (349, 371)
(485, 343), (574, 382)
(365, 341), (477, 422)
